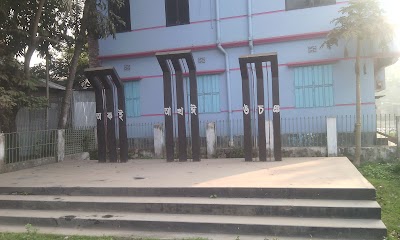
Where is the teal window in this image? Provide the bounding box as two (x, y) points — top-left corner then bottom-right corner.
(294, 64), (334, 108)
(186, 75), (220, 113)
(124, 81), (140, 117)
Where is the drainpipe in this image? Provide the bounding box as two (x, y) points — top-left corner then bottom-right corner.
(216, 0), (234, 146)
(248, 0), (254, 54)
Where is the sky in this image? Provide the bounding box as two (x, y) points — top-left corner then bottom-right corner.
(29, 0), (400, 66)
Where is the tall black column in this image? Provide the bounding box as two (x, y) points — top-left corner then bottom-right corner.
(189, 69), (200, 161)
(172, 59), (187, 162)
(84, 73), (107, 163)
(255, 62), (267, 162)
(239, 61), (253, 162)
(99, 76), (118, 162)
(271, 55), (282, 161)
(109, 71), (129, 163)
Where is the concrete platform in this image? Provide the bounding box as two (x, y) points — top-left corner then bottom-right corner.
(0, 157), (373, 189)
(0, 157), (385, 239)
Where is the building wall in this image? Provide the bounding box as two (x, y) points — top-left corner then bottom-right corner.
(98, 0), (377, 126)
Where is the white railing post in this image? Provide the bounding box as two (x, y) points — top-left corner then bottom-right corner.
(154, 124), (165, 158)
(266, 120), (274, 152)
(206, 122), (216, 158)
(57, 129), (65, 162)
(0, 133), (5, 169)
(397, 116), (400, 159)
(327, 117), (338, 157)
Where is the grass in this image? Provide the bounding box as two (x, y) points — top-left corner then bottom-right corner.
(0, 232), (207, 240)
(359, 161), (400, 240)
(0, 225), (207, 240)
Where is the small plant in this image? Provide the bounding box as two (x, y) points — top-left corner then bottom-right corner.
(24, 223), (39, 239)
(209, 194), (218, 199)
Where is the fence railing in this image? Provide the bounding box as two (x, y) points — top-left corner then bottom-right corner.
(65, 127), (97, 155)
(3, 129), (58, 164)
(121, 114), (398, 152)
(1, 114), (398, 164)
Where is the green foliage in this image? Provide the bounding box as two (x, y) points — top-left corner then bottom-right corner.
(359, 162), (400, 240)
(0, 231), (208, 240)
(31, 44), (89, 86)
(0, 46), (47, 132)
(359, 162), (400, 180)
(0, 0), (72, 57)
(322, 0), (393, 51)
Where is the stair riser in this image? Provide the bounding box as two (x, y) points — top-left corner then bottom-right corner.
(0, 187), (376, 200)
(0, 216), (386, 240)
(0, 200), (382, 219)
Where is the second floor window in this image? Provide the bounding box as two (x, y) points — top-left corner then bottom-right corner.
(286, 0), (336, 11)
(109, 0), (131, 33)
(165, 0), (190, 27)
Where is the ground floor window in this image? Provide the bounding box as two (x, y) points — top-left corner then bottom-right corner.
(186, 75), (220, 113)
(294, 64), (334, 108)
(124, 81), (140, 117)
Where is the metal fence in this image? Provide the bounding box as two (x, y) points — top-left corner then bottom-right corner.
(3, 129), (58, 164)
(65, 127), (97, 155)
(2, 114), (397, 163)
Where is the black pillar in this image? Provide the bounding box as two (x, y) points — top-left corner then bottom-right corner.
(239, 61), (253, 162)
(255, 62), (267, 161)
(188, 68), (200, 162)
(99, 76), (118, 162)
(172, 59), (187, 161)
(156, 50), (200, 162)
(108, 71), (129, 162)
(156, 58), (175, 162)
(84, 73), (107, 163)
(85, 67), (130, 163)
(239, 53), (282, 162)
(271, 55), (282, 161)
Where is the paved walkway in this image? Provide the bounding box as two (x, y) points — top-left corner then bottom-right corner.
(0, 157), (373, 189)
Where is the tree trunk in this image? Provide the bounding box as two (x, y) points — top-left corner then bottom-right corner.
(354, 38), (362, 166)
(57, 0), (91, 129)
(88, 34), (100, 67)
(24, 0), (47, 80)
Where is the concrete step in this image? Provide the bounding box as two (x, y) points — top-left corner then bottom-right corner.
(0, 224), (360, 240)
(0, 209), (386, 239)
(0, 195), (381, 219)
(0, 186), (376, 200)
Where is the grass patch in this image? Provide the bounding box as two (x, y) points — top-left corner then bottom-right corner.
(0, 225), (208, 240)
(359, 162), (400, 240)
(0, 233), (207, 240)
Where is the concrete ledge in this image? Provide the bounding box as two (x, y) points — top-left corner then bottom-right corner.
(0, 152), (90, 173)
(64, 152), (90, 162)
(0, 157), (56, 174)
(339, 146), (397, 163)
(282, 147), (327, 158)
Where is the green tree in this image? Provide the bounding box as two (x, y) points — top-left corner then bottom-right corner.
(0, 0), (72, 80)
(322, 0), (394, 166)
(32, 44), (89, 85)
(57, 0), (126, 129)
(0, 45), (46, 133)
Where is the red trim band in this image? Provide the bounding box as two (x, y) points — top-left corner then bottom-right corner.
(286, 57), (341, 67)
(99, 31), (329, 60)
